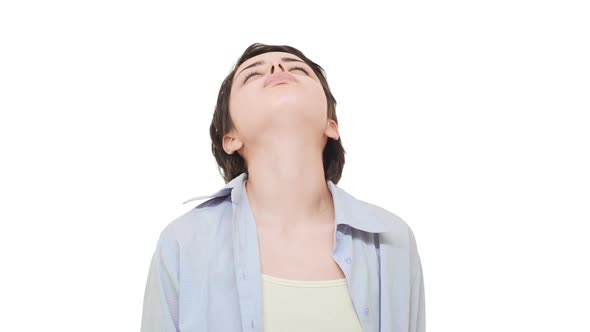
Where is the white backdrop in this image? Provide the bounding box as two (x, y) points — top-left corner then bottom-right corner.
(1, 1), (588, 331)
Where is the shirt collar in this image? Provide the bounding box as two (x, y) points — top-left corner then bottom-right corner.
(183, 172), (396, 233)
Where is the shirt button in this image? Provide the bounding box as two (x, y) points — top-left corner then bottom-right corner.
(363, 306), (369, 315)
(345, 257), (352, 264)
(242, 271), (246, 280)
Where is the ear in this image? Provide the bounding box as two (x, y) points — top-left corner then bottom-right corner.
(222, 132), (243, 154)
(324, 119), (340, 140)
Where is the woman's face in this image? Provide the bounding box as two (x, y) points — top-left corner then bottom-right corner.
(227, 51), (331, 151)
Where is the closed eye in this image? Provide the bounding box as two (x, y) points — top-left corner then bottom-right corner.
(290, 66), (309, 74)
(243, 71), (260, 83)
(242, 66), (309, 84)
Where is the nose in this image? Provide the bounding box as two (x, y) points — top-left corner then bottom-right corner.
(270, 62), (285, 74)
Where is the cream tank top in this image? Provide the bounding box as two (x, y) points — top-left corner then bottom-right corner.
(261, 273), (363, 332)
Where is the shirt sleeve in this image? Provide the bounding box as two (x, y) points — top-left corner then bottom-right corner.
(140, 230), (180, 332)
(409, 228), (425, 332)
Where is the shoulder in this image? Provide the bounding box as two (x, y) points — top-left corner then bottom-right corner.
(361, 199), (422, 263)
(158, 196), (231, 245)
(355, 195), (417, 243)
(368, 199), (412, 231)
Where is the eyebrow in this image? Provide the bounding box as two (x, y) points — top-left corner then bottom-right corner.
(236, 57), (306, 78)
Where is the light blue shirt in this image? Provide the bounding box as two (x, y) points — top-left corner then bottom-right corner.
(140, 172), (425, 332)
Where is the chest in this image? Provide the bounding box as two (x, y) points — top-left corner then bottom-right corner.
(255, 222), (346, 280)
(261, 274), (363, 332)
(176, 217), (400, 332)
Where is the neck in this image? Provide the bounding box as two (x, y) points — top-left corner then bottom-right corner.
(244, 137), (335, 232)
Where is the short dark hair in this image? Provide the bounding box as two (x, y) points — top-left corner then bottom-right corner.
(209, 43), (346, 184)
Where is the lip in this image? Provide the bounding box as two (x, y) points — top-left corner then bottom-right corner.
(264, 72), (295, 87)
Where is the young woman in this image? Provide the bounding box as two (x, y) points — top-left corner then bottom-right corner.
(141, 43), (425, 332)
